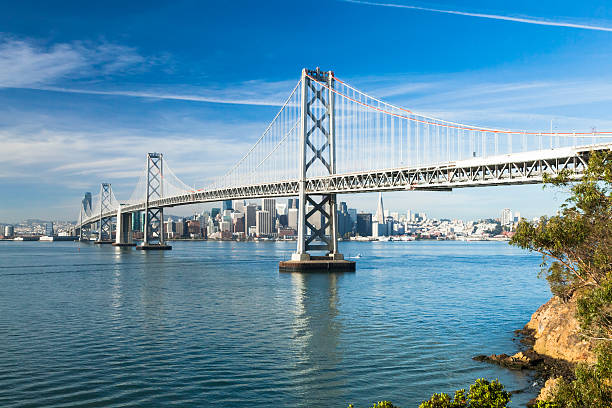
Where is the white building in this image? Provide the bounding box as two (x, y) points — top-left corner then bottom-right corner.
(501, 208), (513, 226)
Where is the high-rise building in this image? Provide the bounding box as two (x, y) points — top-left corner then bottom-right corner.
(288, 198), (299, 209)
(276, 202), (287, 217)
(356, 213), (372, 236)
(4, 225), (14, 238)
(337, 201), (353, 237)
(45, 222), (54, 236)
(288, 208), (298, 230)
(245, 204), (257, 232)
(501, 208), (513, 226)
(375, 192), (385, 224)
(233, 200), (245, 214)
(211, 208), (221, 219)
(256, 210), (272, 236)
(222, 200), (233, 211)
(263, 198), (276, 232)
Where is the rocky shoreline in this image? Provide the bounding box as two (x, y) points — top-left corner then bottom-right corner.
(473, 295), (596, 406)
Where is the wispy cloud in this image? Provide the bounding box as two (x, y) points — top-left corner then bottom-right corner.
(0, 35), (296, 106)
(0, 36), (147, 88)
(28, 83), (291, 107)
(343, 0), (612, 33)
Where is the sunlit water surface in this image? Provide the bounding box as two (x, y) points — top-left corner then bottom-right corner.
(0, 240), (550, 407)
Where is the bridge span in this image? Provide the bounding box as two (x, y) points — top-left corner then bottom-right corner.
(75, 68), (612, 270)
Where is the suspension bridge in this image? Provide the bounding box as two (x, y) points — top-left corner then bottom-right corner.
(75, 68), (612, 271)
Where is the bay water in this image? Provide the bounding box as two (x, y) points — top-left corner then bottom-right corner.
(0, 240), (550, 407)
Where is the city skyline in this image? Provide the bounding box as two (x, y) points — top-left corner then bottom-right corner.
(1, 1), (609, 221)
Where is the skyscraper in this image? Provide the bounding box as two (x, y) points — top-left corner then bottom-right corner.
(262, 198), (276, 233)
(222, 200), (233, 211)
(375, 192), (385, 224)
(256, 210), (272, 235)
(357, 213), (372, 236)
(245, 203), (257, 231)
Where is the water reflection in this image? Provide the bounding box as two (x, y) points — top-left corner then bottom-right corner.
(290, 272), (347, 403)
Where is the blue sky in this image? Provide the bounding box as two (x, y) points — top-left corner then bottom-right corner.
(2, 0), (612, 222)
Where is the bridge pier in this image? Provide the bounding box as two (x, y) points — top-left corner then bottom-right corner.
(136, 153), (171, 250)
(113, 207), (135, 247)
(280, 68), (354, 272)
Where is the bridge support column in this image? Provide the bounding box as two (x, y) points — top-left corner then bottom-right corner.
(281, 68), (354, 272)
(113, 207), (135, 247)
(137, 152), (172, 250)
(95, 183), (114, 244)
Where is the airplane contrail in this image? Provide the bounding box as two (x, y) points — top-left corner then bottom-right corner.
(343, 0), (612, 33)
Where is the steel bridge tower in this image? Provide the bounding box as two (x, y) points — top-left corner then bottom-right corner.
(283, 68), (354, 271)
(137, 152), (172, 250)
(94, 183), (114, 244)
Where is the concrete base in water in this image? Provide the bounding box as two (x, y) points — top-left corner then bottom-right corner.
(135, 244), (172, 250)
(94, 240), (114, 245)
(279, 256), (356, 273)
(112, 242), (136, 247)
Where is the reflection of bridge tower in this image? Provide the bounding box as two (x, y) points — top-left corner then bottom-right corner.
(290, 273), (345, 400)
(137, 153), (172, 250)
(95, 183), (114, 244)
(282, 68), (354, 271)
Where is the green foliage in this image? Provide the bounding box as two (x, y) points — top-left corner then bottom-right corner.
(418, 379), (509, 408)
(348, 402), (399, 408)
(511, 152), (612, 406)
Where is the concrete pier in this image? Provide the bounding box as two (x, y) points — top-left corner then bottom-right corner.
(94, 240), (114, 244)
(136, 244), (172, 250)
(279, 255), (355, 273)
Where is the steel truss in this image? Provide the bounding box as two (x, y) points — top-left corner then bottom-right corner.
(79, 145), (610, 228)
(98, 183), (113, 241)
(143, 153), (166, 245)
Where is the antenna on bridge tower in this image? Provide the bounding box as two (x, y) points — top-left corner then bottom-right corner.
(283, 68), (353, 271)
(137, 152), (172, 250)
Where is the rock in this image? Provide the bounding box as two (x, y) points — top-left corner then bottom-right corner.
(472, 351), (540, 370)
(525, 295), (597, 364)
(537, 377), (563, 402)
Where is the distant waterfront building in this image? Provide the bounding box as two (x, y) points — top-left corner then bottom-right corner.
(262, 198), (276, 232)
(287, 208), (298, 230)
(44, 222), (54, 236)
(256, 210), (272, 236)
(4, 225), (14, 238)
(337, 202), (353, 237)
(245, 204), (257, 233)
(374, 192), (385, 225)
(501, 208), (513, 226)
(356, 213), (372, 236)
(233, 200), (245, 214)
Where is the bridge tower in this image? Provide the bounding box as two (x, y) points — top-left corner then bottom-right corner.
(136, 152), (172, 250)
(78, 211), (91, 242)
(281, 68), (354, 271)
(95, 183), (114, 244)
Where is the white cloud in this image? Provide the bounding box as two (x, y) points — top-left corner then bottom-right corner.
(0, 36), (147, 88)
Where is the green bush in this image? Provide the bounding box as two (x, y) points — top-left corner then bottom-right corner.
(418, 379), (509, 408)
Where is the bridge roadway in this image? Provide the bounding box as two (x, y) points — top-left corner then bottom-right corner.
(79, 142), (611, 228)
